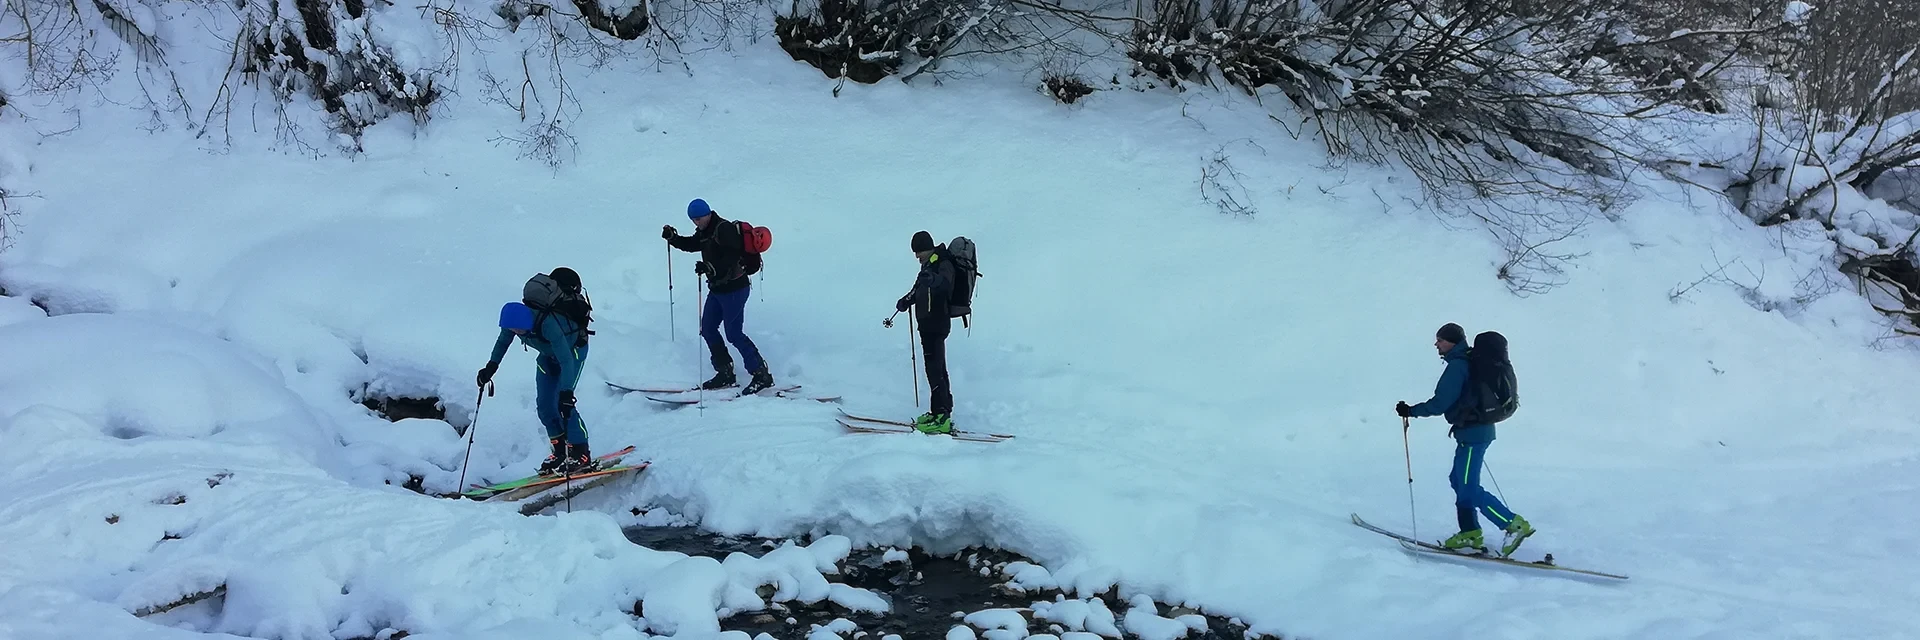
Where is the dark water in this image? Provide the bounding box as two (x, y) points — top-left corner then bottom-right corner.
(357, 389), (1275, 638)
(622, 526), (1273, 639)
(360, 394), (446, 422)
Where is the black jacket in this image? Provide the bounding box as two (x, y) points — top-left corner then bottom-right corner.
(906, 249), (956, 325)
(669, 215), (752, 294)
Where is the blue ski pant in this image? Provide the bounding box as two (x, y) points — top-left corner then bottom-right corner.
(701, 285), (765, 373)
(1451, 441), (1517, 533)
(535, 345), (589, 446)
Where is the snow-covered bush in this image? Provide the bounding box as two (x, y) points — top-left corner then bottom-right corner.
(570, 0), (653, 39)
(231, 0), (443, 149)
(774, 0), (947, 84)
(0, 0), (671, 158)
(775, 0), (1055, 85)
(1667, 2), (1920, 333)
(1116, 0), (1804, 293)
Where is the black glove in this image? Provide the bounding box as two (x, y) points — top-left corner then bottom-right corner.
(477, 362), (498, 388)
(1395, 401), (1412, 418)
(662, 224), (677, 240)
(694, 261), (712, 276)
(558, 390), (576, 416)
(895, 294), (912, 313)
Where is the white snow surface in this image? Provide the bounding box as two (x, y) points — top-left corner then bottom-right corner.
(2, 7), (1920, 640)
(1784, 0), (1815, 24)
(1122, 595), (1188, 640)
(963, 608), (1030, 634)
(1033, 597), (1121, 638)
(0, 295), (46, 326)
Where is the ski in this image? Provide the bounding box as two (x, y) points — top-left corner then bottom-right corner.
(836, 412), (1014, 443)
(838, 410), (1016, 437)
(514, 470), (635, 515)
(836, 411), (916, 427)
(486, 460), (650, 504)
(461, 446), (636, 498)
(1350, 513), (1626, 580)
(643, 384), (841, 406)
(606, 381), (713, 394)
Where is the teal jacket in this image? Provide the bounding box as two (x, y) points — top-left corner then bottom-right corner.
(488, 313), (587, 392)
(1407, 342), (1494, 445)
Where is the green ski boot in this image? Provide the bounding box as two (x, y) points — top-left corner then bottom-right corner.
(1499, 516), (1535, 557)
(912, 412), (953, 435)
(1440, 529), (1487, 554)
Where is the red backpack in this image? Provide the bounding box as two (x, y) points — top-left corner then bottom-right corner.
(737, 221), (771, 275)
(737, 221), (772, 253)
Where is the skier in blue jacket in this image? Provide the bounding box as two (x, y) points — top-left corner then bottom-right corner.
(477, 268), (594, 476)
(1397, 322), (1534, 556)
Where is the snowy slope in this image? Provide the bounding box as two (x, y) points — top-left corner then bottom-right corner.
(5, 9), (1920, 640)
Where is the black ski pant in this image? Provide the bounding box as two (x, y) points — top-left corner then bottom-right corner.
(918, 316), (952, 415)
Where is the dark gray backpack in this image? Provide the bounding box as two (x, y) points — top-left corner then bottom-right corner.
(946, 236), (979, 327)
(523, 273), (593, 346)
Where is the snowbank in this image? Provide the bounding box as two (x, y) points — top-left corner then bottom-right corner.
(0, 314), (330, 451)
(0, 320), (887, 639)
(0, 295), (45, 326)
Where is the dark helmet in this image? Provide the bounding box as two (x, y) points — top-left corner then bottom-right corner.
(549, 267), (582, 292)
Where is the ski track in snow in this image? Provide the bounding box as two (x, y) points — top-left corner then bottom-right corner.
(4, 13), (1920, 640)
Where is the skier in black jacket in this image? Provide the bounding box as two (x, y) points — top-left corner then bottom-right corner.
(664, 198), (773, 394)
(896, 230), (956, 433)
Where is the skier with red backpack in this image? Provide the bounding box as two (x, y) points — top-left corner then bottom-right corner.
(663, 198), (776, 395)
(1396, 323), (1534, 556)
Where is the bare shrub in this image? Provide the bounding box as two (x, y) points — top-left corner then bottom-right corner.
(0, 186), (27, 253)
(1, 0), (196, 129)
(493, 120), (579, 171)
(1043, 70), (1094, 104)
(569, 0), (651, 39)
(1199, 144), (1257, 217)
(1116, 0), (1798, 293)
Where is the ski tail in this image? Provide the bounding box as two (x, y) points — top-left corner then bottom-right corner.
(461, 446), (636, 497)
(836, 417), (1012, 443)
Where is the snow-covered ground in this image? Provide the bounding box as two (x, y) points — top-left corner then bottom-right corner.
(5, 7), (1920, 640)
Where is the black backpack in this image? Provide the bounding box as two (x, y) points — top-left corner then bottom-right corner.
(523, 273), (594, 347)
(1462, 331), (1518, 424)
(945, 236), (980, 328)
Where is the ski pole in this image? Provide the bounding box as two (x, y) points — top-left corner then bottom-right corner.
(1402, 416), (1417, 540)
(1485, 460), (1509, 506)
(696, 277), (706, 412)
(667, 244), (676, 342)
(883, 310), (899, 329)
(909, 314), (920, 408)
(456, 382), (493, 495)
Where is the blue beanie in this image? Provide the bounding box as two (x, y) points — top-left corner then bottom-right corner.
(687, 198), (711, 220)
(499, 302), (534, 331)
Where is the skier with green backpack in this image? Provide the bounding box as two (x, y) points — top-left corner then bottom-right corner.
(477, 267), (598, 476)
(1395, 323), (1535, 556)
